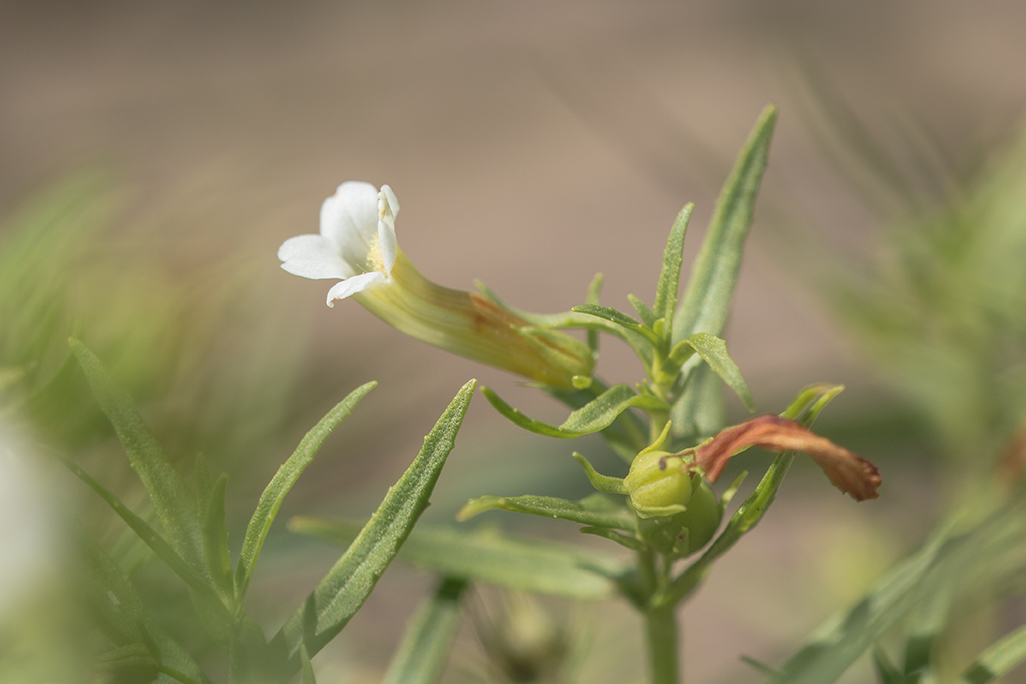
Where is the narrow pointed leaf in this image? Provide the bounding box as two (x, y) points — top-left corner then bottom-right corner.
(269, 380), (475, 672)
(383, 578), (467, 684)
(457, 493), (636, 531)
(204, 474), (234, 604)
(70, 338), (204, 571)
(959, 624), (1026, 684)
(76, 527), (212, 684)
(685, 333), (754, 411)
(483, 383), (665, 440)
(290, 517), (626, 600)
(59, 454), (227, 619)
(572, 304), (662, 346)
(672, 105), (777, 346)
(300, 645), (316, 684)
(547, 381), (651, 462)
(235, 381), (376, 602)
(655, 203), (694, 324)
(767, 503), (1026, 684)
(627, 294), (657, 329)
(586, 273), (604, 353)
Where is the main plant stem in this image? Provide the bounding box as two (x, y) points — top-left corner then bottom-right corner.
(645, 603), (679, 684)
(639, 549), (680, 684)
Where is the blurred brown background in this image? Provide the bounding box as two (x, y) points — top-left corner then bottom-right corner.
(2, 2), (1025, 682)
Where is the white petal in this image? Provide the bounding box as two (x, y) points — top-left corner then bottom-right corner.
(320, 182), (378, 262)
(278, 234), (336, 262)
(381, 184), (400, 217)
(325, 271), (386, 307)
(377, 191), (398, 276)
(281, 257), (351, 280)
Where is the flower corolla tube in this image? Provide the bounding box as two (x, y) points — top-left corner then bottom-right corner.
(278, 181), (594, 388)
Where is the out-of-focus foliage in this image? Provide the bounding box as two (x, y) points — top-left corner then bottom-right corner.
(813, 118), (1026, 480)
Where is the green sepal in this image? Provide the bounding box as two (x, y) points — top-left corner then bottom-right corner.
(290, 517), (626, 601)
(632, 502), (687, 519)
(572, 303), (662, 347)
(474, 278), (651, 361)
(672, 105), (777, 347)
(203, 473), (235, 607)
(235, 381), (376, 603)
(627, 294), (657, 329)
(458, 493), (636, 532)
(483, 383), (665, 440)
(654, 203), (694, 324)
(572, 452), (627, 494)
(268, 380), (475, 674)
(382, 578), (467, 684)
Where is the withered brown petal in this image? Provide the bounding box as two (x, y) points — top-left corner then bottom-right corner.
(692, 414), (882, 501)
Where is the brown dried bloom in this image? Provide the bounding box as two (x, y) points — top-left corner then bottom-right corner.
(692, 414), (882, 501)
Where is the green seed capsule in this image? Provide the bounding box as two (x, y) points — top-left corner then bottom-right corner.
(624, 450), (693, 515)
(675, 480), (722, 552)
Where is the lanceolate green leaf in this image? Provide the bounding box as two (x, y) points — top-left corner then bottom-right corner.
(203, 474), (234, 605)
(70, 338), (204, 572)
(234, 381), (376, 602)
(457, 493), (636, 532)
(959, 623), (1026, 684)
(269, 380), (475, 673)
(682, 333), (754, 411)
(767, 498), (1026, 684)
(547, 381), (651, 462)
(572, 304), (662, 346)
(382, 578), (467, 684)
(290, 517), (626, 601)
(77, 527), (212, 684)
(672, 105), (777, 347)
(483, 383), (665, 441)
(57, 453), (227, 622)
(654, 203), (694, 325)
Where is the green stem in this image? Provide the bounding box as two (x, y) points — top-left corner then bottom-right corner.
(645, 604), (680, 684)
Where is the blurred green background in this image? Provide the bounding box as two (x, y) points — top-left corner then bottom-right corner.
(1, 2), (1025, 682)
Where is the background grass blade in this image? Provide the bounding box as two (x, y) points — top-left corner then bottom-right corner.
(671, 105), (777, 347)
(382, 578), (467, 684)
(268, 380), (476, 673)
(290, 517), (626, 601)
(234, 381), (376, 602)
(71, 338), (204, 572)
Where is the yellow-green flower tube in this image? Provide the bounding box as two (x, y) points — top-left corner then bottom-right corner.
(278, 181), (593, 388)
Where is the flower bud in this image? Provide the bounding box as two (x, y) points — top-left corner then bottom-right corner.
(625, 450), (693, 517)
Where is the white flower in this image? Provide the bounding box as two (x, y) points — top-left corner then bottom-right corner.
(277, 181), (594, 388)
(277, 181), (400, 307)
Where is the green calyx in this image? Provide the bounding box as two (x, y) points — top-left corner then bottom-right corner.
(625, 450), (693, 517)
